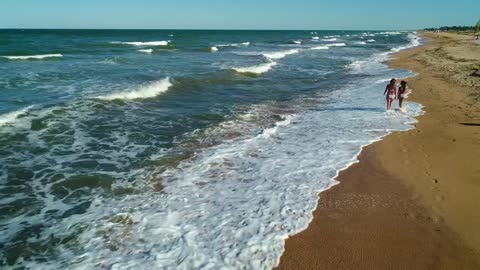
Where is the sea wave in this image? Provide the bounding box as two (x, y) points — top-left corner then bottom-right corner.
(347, 32), (420, 74)
(354, 41), (367, 45)
(262, 49), (300, 59)
(232, 62), (277, 74)
(111, 41), (169, 46)
(322, 38), (337, 41)
(312, 36), (320, 40)
(311, 46), (329, 50)
(367, 39), (376, 42)
(390, 33), (420, 52)
(1, 54), (63, 60)
(138, 49), (153, 54)
(0, 106), (33, 126)
(209, 46), (219, 52)
(217, 42), (250, 47)
(96, 77), (173, 100)
(327, 43), (346, 47)
(380, 31), (402, 35)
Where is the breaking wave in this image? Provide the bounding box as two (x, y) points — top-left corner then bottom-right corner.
(1, 54), (63, 60)
(262, 49), (300, 59)
(232, 62), (277, 74)
(111, 41), (169, 46)
(96, 78), (173, 100)
(0, 106), (33, 126)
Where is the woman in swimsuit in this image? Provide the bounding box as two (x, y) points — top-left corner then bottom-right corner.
(397, 80), (407, 109)
(383, 78), (397, 110)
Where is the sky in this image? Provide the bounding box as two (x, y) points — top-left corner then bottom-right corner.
(0, 0), (478, 30)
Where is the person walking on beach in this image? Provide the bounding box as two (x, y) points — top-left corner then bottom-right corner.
(384, 78), (397, 110)
(398, 80), (407, 110)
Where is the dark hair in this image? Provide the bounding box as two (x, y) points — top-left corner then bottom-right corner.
(390, 78), (396, 84)
(401, 80), (407, 85)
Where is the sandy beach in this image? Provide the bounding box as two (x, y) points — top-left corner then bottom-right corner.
(277, 31), (480, 269)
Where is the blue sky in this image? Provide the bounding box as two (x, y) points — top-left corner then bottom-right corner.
(0, 0), (478, 30)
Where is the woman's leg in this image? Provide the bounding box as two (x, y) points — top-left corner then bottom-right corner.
(399, 98), (403, 108)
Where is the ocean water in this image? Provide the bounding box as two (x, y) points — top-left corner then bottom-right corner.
(0, 29), (422, 269)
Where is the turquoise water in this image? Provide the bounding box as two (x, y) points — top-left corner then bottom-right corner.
(0, 30), (421, 269)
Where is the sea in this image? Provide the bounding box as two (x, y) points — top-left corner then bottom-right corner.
(0, 29), (422, 269)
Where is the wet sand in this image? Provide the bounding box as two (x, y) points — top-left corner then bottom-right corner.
(276, 32), (480, 269)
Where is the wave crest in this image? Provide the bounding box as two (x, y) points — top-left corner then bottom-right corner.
(262, 49), (299, 59)
(327, 43), (346, 47)
(96, 78), (173, 100)
(2, 54), (63, 60)
(0, 106), (33, 126)
(232, 62), (277, 75)
(138, 49), (153, 54)
(111, 41), (169, 46)
(311, 46), (329, 50)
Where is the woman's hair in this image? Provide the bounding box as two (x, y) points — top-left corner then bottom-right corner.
(390, 78), (396, 84)
(401, 80), (407, 85)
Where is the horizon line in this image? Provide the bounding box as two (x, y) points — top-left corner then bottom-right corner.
(0, 27), (418, 31)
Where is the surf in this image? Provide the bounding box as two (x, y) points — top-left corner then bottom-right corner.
(0, 106), (33, 126)
(261, 49), (300, 59)
(111, 41), (169, 46)
(1, 54), (63, 60)
(96, 77), (173, 100)
(232, 62), (277, 75)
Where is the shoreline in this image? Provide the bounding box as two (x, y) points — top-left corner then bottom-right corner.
(276, 31), (480, 269)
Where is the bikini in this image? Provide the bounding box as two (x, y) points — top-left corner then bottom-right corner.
(386, 85), (396, 100)
(398, 86), (406, 99)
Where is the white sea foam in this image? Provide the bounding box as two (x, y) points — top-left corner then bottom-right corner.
(322, 38), (337, 41)
(361, 32), (376, 37)
(233, 62), (277, 74)
(112, 41), (169, 46)
(209, 46), (219, 52)
(138, 49), (153, 54)
(96, 77), (173, 100)
(347, 32), (421, 75)
(217, 42), (250, 47)
(390, 33), (420, 52)
(0, 106), (33, 126)
(311, 46), (329, 50)
(28, 76), (423, 270)
(327, 43), (346, 47)
(380, 31), (402, 35)
(367, 39), (376, 42)
(262, 49), (300, 59)
(354, 41), (367, 45)
(291, 40), (302, 44)
(1, 54), (63, 60)
(312, 36), (319, 40)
